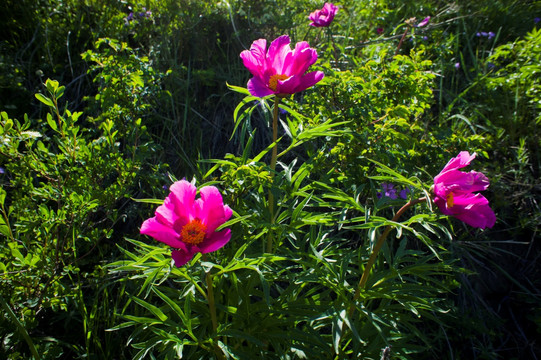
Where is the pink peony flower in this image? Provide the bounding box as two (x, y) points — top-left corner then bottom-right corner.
(309, 2), (338, 27)
(416, 16), (430, 27)
(240, 35), (324, 98)
(140, 180), (233, 267)
(433, 152), (496, 229)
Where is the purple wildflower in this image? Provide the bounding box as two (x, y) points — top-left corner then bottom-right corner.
(534, 17), (540, 24)
(377, 183), (398, 200)
(399, 187), (410, 200)
(455, 62), (460, 69)
(416, 16), (430, 28)
(488, 31), (495, 40)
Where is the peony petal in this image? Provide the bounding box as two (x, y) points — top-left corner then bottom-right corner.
(451, 192), (489, 208)
(276, 70), (324, 95)
(434, 195), (451, 215)
(267, 35), (292, 74)
(309, 3), (338, 27)
(453, 203), (496, 229)
(200, 229), (231, 254)
(197, 186), (232, 234)
(223, 205), (233, 222)
(433, 151), (495, 229)
(154, 196), (176, 227)
(434, 169), (490, 193)
(140, 217), (185, 250)
(240, 39), (267, 77)
(285, 42), (318, 75)
(276, 75), (302, 94)
(168, 180), (197, 219)
(248, 77), (275, 97)
(437, 193), (495, 229)
(299, 71), (325, 90)
(438, 151), (476, 175)
(171, 249), (195, 267)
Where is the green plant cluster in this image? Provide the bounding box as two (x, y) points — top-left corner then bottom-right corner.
(0, 0), (540, 359)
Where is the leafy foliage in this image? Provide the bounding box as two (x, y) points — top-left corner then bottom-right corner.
(1, 0), (540, 359)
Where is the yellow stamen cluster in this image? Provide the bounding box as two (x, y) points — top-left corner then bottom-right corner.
(446, 192), (454, 208)
(181, 219), (207, 245)
(268, 74), (290, 91)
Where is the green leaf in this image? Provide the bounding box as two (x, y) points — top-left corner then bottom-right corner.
(56, 85), (65, 99)
(46, 113), (57, 131)
(152, 288), (188, 325)
(35, 93), (54, 108)
(226, 82), (251, 96)
(131, 198), (164, 205)
(131, 296), (168, 322)
(45, 79), (59, 94)
(3, 118), (13, 133)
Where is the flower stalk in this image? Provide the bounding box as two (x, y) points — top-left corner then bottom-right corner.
(266, 96), (280, 253)
(206, 270), (218, 333)
(344, 197), (427, 328)
(352, 197), (427, 304)
(203, 255), (224, 359)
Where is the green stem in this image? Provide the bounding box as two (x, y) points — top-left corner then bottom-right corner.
(337, 196), (427, 356)
(0, 295), (40, 360)
(349, 197), (426, 316)
(328, 27), (338, 65)
(302, 25), (312, 42)
(266, 96), (280, 253)
(206, 271), (218, 333)
(203, 257), (224, 360)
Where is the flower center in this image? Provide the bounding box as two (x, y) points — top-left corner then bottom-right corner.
(446, 192), (454, 208)
(181, 219), (207, 245)
(268, 74), (290, 91)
